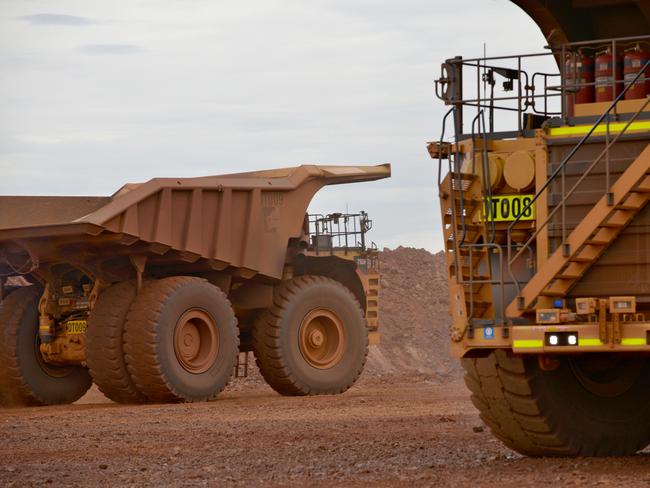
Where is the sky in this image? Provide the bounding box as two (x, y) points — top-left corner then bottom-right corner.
(0, 0), (555, 251)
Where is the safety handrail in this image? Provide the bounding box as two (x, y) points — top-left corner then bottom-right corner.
(471, 110), (497, 244)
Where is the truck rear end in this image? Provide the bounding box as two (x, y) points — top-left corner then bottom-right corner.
(432, 0), (650, 456)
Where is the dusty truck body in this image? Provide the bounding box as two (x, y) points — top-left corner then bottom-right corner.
(0, 164), (389, 406)
(431, 1), (650, 455)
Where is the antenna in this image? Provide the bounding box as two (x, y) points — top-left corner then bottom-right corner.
(483, 42), (487, 111)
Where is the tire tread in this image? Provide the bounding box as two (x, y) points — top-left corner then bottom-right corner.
(253, 275), (368, 396)
(86, 281), (146, 404)
(123, 277), (238, 403)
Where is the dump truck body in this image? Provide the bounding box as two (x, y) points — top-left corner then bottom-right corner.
(0, 164), (390, 406)
(0, 164), (388, 280)
(432, 0), (650, 456)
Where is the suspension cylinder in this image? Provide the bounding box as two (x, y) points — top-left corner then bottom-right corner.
(624, 45), (650, 100)
(595, 50), (623, 102)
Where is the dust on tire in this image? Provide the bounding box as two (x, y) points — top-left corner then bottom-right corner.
(253, 275), (368, 396)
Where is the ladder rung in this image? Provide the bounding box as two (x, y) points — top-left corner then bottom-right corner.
(461, 274), (490, 281)
(457, 247), (489, 254)
(616, 203), (643, 210)
(453, 197), (481, 205)
(470, 300), (491, 309)
(557, 272), (581, 280)
(586, 227), (618, 246)
(539, 290), (566, 297)
(445, 225), (481, 235)
(585, 237), (611, 245)
(457, 173), (477, 181)
(599, 221), (626, 228)
(570, 255), (596, 263)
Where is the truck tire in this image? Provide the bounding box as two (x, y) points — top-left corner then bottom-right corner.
(86, 281), (146, 404)
(1, 285), (19, 301)
(123, 277), (239, 403)
(253, 275), (368, 396)
(0, 286), (92, 407)
(463, 350), (650, 456)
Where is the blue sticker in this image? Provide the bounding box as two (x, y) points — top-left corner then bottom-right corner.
(484, 327), (494, 340)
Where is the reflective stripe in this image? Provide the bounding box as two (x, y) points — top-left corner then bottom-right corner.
(578, 338), (603, 347)
(513, 339), (543, 349)
(621, 337), (646, 346)
(548, 120), (650, 138)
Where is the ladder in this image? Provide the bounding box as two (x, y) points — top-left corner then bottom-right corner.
(439, 169), (495, 339)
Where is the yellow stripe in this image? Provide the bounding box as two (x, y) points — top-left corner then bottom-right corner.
(513, 339), (543, 349)
(621, 337), (646, 346)
(578, 338), (603, 347)
(548, 120), (650, 138)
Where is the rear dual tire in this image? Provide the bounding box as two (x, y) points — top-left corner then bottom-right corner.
(86, 281), (145, 404)
(463, 350), (650, 456)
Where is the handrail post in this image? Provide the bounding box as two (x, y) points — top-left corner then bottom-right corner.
(561, 163), (569, 256)
(517, 56), (522, 133)
(606, 111), (613, 204)
(612, 40), (618, 118)
(561, 44), (566, 121)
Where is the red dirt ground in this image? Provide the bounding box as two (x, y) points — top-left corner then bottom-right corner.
(1, 248), (650, 486)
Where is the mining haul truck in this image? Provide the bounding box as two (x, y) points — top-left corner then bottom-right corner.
(0, 164), (389, 406)
(432, 1), (650, 455)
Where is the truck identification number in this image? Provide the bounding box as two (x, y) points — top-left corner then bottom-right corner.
(484, 195), (535, 222)
(65, 320), (87, 335)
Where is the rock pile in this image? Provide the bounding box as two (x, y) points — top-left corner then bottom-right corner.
(365, 247), (461, 382)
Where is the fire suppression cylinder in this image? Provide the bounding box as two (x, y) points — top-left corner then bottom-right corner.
(624, 46), (650, 100)
(565, 52), (594, 116)
(595, 50), (623, 102)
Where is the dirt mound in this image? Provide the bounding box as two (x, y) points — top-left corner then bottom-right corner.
(364, 246), (460, 382)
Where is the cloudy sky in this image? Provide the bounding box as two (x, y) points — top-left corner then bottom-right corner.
(0, 0), (554, 250)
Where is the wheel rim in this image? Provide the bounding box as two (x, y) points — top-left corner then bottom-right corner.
(173, 309), (219, 374)
(298, 308), (345, 369)
(569, 356), (644, 398)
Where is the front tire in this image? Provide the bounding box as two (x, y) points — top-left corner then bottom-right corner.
(463, 350), (650, 456)
(253, 275), (368, 396)
(0, 286), (92, 407)
(123, 277), (239, 403)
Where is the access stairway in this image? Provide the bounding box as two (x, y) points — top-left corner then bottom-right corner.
(439, 170), (494, 335)
(506, 144), (650, 317)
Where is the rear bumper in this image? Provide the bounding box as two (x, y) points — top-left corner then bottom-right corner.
(456, 322), (650, 356)
(511, 323), (649, 353)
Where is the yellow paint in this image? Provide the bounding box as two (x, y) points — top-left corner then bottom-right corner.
(65, 320), (87, 335)
(548, 120), (650, 138)
(621, 337), (646, 346)
(483, 194), (535, 222)
(513, 339), (543, 349)
(578, 338), (603, 347)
